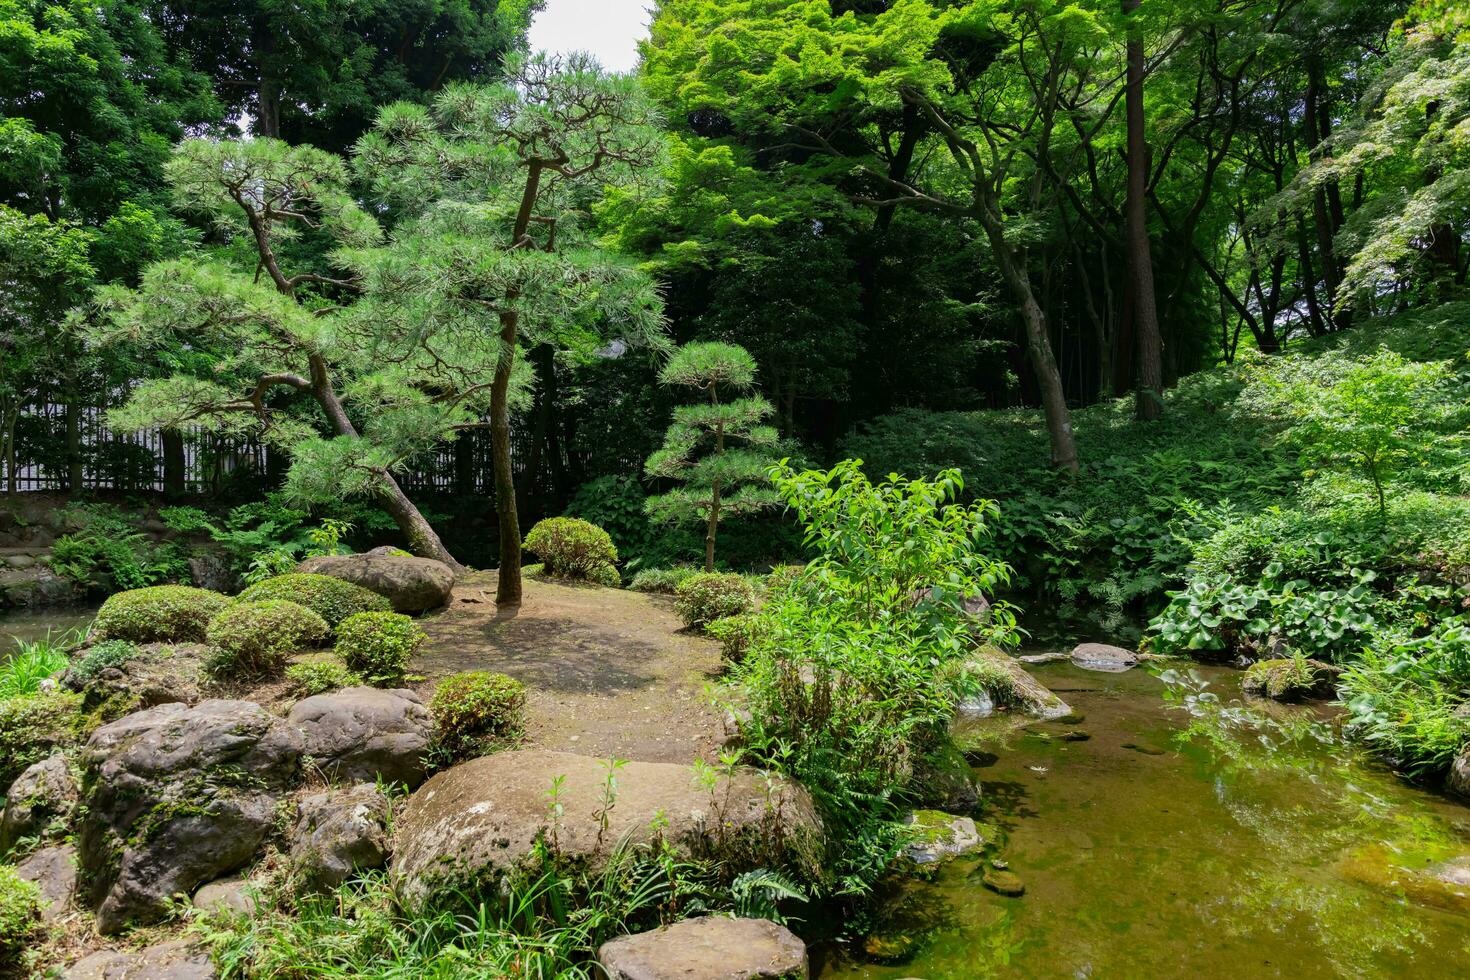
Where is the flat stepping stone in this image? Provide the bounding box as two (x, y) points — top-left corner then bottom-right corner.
(902, 810), (983, 865)
(1069, 643), (1138, 672)
(598, 916), (808, 979)
(982, 868), (1026, 897)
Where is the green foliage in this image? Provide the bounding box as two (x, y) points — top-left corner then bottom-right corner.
(285, 659), (364, 698)
(237, 574), (392, 630)
(705, 613), (766, 663)
(61, 639), (138, 687)
(0, 865), (40, 967)
(587, 562), (622, 588)
(92, 585), (232, 643)
(523, 518), (619, 580)
(334, 612), (424, 686)
(566, 473), (699, 572)
(645, 342), (781, 570)
(726, 460), (1018, 899)
(49, 502), (186, 592)
(162, 498), (363, 581)
(0, 635), (70, 699)
(1341, 618), (1470, 772)
(0, 693), (81, 785)
(627, 566), (700, 595)
(206, 600), (330, 678)
(429, 671), (526, 764)
(673, 573), (757, 630)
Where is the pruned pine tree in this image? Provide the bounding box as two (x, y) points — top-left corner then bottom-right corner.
(352, 52), (669, 606)
(645, 342), (780, 572)
(83, 138), (466, 571)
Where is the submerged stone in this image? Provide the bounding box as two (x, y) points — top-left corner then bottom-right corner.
(982, 867), (1025, 897)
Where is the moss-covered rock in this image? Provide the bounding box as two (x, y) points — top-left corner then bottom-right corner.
(903, 809), (984, 865)
(1242, 657), (1339, 701)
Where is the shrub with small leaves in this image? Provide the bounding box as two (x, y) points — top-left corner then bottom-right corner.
(523, 517), (619, 579)
(706, 613), (767, 663)
(206, 600), (330, 678)
(237, 573), (391, 629)
(65, 639), (140, 686)
(587, 562), (621, 588)
(0, 865), (40, 966)
(674, 573), (757, 629)
(334, 612), (424, 685)
(628, 566), (699, 594)
(0, 693), (82, 785)
(429, 671), (525, 762)
(92, 585), (232, 643)
(285, 659), (364, 697)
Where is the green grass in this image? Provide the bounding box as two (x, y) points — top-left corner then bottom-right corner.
(0, 630), (77, 699)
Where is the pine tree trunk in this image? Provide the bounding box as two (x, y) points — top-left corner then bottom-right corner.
(1125, 0), (1163, 421)
(491, 306), (522, 605)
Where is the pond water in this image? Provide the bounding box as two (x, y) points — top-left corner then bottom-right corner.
(817, 662), (1470, 979)
(0, 606), (96, 652)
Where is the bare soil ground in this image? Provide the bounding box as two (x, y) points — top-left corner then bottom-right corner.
(413, 571), (728, 765)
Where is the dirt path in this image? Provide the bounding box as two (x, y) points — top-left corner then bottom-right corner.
(413, 571), (727, 764)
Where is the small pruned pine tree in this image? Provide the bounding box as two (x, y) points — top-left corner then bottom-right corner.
(645, 342), (780, 572)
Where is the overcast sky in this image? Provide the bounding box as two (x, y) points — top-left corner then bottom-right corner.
(526, 0), (652, 74)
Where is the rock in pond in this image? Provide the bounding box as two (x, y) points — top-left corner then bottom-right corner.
(296, 550), (454, 613)
(597, 916), (808, 980)
(77, 699), (303, 934)
(981, 867), (1025, 897)
(392, 749), (821, 907)
(1241, 657), (1339, 701)
(1, 752), (78, 851)
(902, 810), (983, 865)
(1448, 745), (1470, 801)
(288, 686), (433, 788)
(290, 782), (390, 892)
(957, 647), (1072, 722)
(15, 844), (77, 922)
(65, 941), (215, 979)
(1069, 642), (1138, 672)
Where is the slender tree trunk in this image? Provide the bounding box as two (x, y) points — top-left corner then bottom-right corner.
(1125, 0), (1163, 421)
(981, 213), (1078, 472)
(162, 430), (186, 498)
(2, 399), (17, 497)
(65, 399), (83, 493)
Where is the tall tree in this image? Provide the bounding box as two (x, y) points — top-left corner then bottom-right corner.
(1123, 0), (1162, 419)
(353, 53), (668, 605)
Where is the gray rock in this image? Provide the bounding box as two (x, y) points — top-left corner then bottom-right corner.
(1069, 642), (1138, 672)
(954, 689), (994, 719)
(0, 564), (75, 608)
(1, 753), (78, 852)
(291, 783), (390, 892)
(65, 941), (216, 979)
(903, 810), (983, 865)
(15, 844), (77, 922)
(288, 687), (433, 788)
(296, 552), (454, 612)
(1017, 651), (1069, 665)
(77, 699), (303, 933)
(960, 648), (1072, 721)
(187, 552), (237, 594)
(392, 750), (822, 909)
(598, 916), (808, 980)
(192, 876), (259, 916)
(1449, 747), (1470, 801)
(65, 643), (211, 718)
(5, 553), (36, 569)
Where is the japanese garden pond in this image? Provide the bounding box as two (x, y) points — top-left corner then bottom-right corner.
(816, 662), (1470, 979)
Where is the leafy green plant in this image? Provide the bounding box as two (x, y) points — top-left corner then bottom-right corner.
(91, 585), (233, 643)
(49, 502), (186, 592)
(237, 573), (391, 630)
(0, 633), (73, 698)
(628, 566), (700, 594)
(705, 613), (766, 663)
(63, 639), (139, 687)
(334, 612), (424, 685)
(674, 573), (757, 630)
(0, 865), (40, 967)
(206, 600), (330, 678)
(523, 517), (619, 583)
(285, 659), (364, 697)
(429, 671), (526, 764)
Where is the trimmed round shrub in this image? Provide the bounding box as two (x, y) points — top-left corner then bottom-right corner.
(429, 671), (525, 762)
(206, 599), (330, 678)
(706, 612), (768, 663)
(285, 659), (363, 697)
(524, 517), (618, 579)
(334, 611), (425, 685)
(587, 562), (621, 588)
(674, 573), (757, 629)
(0, 866), (40, 966)
(237, 573), (391, 629)
(92, 585), (232, 643)
(0, 693), (81, 786)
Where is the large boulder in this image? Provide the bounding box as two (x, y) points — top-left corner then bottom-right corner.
(597, 916), (808, 980)
(1069, 642), (1138, 673)
(392, 750), (821, 907)
(78, 699), (303, 933)
(287, 687), (432, 788)
(957, 647), (1072, 722)
(15, 844), (77, 922)
(65, 941), (215, 980)
(64, 643), (211, 720)
(290, 783), (391, 893)
(295, 550), (454, 613)
(1449, 746), (1470, 801)
(1, 752), (78, 852)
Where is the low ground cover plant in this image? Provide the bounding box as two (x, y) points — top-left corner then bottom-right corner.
(673, 573), (757, 629)
(285, 659), (363, 696)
